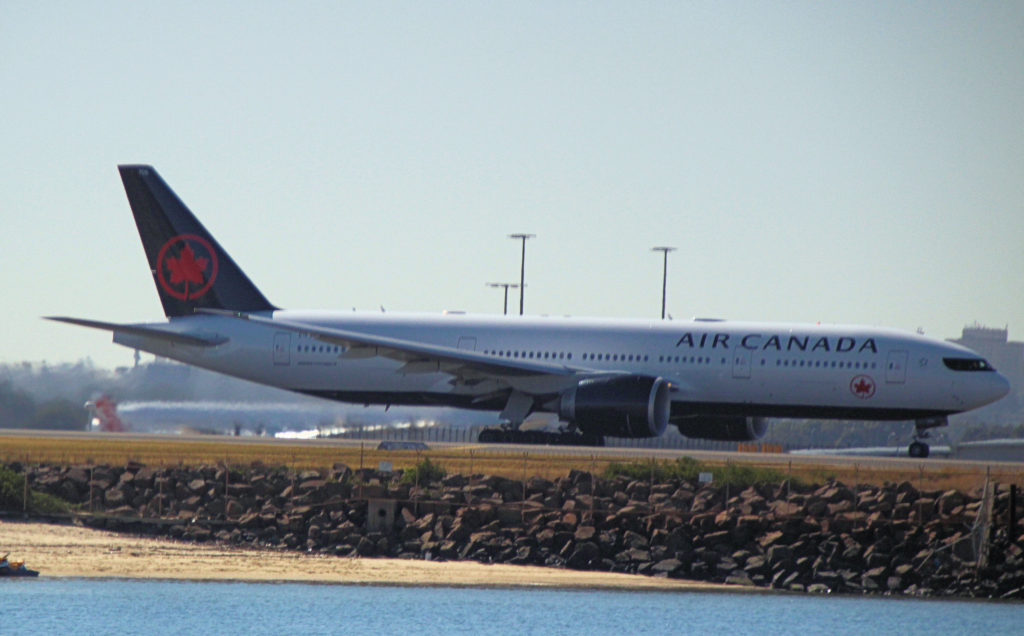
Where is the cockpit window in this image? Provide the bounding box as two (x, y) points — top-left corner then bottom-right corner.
(943, 358), (995, 371)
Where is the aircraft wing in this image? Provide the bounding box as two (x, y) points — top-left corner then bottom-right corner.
(200, 309), (585, 380)
(46, 317), (229, 347)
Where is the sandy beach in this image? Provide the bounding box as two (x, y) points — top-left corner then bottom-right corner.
(1, 519), (735, 591)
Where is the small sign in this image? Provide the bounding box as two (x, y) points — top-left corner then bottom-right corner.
(698, 472), (713, 484)
(379, 461), (393, 473)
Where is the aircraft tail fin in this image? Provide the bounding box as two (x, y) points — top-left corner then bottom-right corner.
(85, 395), (127, 432)
(118, 165), (277, 318)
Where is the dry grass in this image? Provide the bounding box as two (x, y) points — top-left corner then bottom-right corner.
(0, 433), (1019, 494)
(759, 460), (1023, 495)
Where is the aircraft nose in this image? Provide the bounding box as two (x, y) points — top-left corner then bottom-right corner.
(991, 370), (1012, 402)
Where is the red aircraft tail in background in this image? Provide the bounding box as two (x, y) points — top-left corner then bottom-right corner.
(85, 395), (127, 432)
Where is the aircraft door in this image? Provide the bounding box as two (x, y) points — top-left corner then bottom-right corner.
(732, 350), (751, 379)
(457, 337), (477, 351)
(886, 350), (907, 384)
(274, 333), (291, 366)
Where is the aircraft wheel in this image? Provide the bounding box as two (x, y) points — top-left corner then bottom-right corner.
(908, 441), (930, 458)
(478, 429), (498, 443)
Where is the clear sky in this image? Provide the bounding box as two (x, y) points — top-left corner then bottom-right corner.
(2, 2), (1022, 369)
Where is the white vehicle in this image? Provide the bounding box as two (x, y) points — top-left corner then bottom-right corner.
(50, 166), (1011, 457)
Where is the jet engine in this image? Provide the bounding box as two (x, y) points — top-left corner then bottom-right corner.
(557, 375), (671, 438)
(675, 415), (768, 441)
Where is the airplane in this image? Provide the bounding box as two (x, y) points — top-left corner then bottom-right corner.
(49, 165), (1011, 458)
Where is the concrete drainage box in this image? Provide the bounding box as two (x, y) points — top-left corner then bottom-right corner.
(367, 499), (397, 532)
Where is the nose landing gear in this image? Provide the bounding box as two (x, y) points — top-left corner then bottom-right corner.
(908, 416), (948, 458)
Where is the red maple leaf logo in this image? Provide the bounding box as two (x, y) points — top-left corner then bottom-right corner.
(850, 375), (875, 399)
(156, 235), (219, 301)
(165, 245), (208, 286)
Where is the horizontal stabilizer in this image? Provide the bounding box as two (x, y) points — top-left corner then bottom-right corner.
(46, 317), (228, 347)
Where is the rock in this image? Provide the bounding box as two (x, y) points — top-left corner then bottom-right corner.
(14, 461), (1018, 600)
(497, 506), (523, 526)
(766, 544), (793, 566)
(816, 484), (855, 504)
(104, 488), (127, 508)
(828, 500), (854, 515)
(744, 556), (768, 575)
(701, 530), (732, 547)
(566, 541), (601, 569)
(624, 548), (651, 563)
(725, 570), (754, 586)
(238, 512), (260, 529)
(535, 527), (556, 548)
(622, 530), (649, 550)
(913, 498), (936, 519)
(65, 467), (90, 488)
(759, 530), (786, 549)
(937, 490), (966, 516)
(806, 500), (828, 517)
(355, 536), (377, 556)
(617, 505), (650, 517)
(770, 501), (802, 517)
(298, 479), (327, 493)
(525, 476), (552, 494)
(651, 558), (683, 575)
(445, 520), (474, 543)
(184, 526), (212, 542)
(949, 536), (976, 563)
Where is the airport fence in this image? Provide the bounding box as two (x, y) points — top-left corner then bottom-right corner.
(1, 432), (1021, 496)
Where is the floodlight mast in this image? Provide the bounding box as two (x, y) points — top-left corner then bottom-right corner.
(486, 282), (520, 315)
(651, 246), (676, 319)
(508, 233), (535, 315)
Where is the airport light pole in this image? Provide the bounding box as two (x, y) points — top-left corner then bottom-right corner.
(651, 246), (676, 319)
(486, 282), (520, 315)
(508, 233), (535, 316)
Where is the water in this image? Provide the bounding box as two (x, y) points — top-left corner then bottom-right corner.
(2, 579), (1019, 636)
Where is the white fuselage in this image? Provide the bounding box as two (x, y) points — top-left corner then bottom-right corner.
(114, 311), (1011, 423)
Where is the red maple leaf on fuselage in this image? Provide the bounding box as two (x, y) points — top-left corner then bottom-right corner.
(165, 245), (208, 286)
(854, 379), (872, 394)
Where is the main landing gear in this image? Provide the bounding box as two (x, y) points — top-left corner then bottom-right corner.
(908, 416), (948, 459)
(481, 390), (605, 446)
(908, 440), (929, 459)
(477, 427), (604, 446)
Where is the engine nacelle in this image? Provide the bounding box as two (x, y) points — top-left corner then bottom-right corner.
(675, 415), (768, 441)
(558, 375), (670, 438)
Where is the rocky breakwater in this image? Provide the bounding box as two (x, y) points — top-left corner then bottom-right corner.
(14, 462), (1024, 599)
